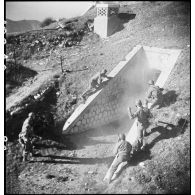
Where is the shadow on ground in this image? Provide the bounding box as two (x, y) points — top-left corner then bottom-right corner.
(160, 90), (178, 108)
(127, 118), (188, 167)
(147, 119), (188, 150)
(30, 155), (113, 165)
(115, 13), (136, 34)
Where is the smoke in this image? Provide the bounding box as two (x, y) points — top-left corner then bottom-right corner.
(94, 50), (161, 137)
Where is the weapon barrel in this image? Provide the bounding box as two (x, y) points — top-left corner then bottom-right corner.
(158, 120), (172, 125)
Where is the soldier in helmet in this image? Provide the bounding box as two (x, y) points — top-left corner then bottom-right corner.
(104, 133), (132, 184)
(128, 99), (152, 152)
(81, 69), (111, 102)
(146, 80), (163, 109)
(18, 112), (36, 162)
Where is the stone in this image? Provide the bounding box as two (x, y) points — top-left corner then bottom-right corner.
(82, 119), (86, 125)
(74, 126), (79, 133)
(77, 121), (81, 126)
(139, 162), (145, 167)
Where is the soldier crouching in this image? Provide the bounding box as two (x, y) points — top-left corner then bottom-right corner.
(81, 69), (111, 103)
(146, 80), (163, 109)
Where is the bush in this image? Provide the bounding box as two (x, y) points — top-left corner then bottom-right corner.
(41, 17), (56, 28)
(6, 61), (37, 89)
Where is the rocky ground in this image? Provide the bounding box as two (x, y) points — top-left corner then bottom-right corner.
(6, 1), (190, 194)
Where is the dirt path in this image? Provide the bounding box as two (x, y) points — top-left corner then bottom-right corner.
(15, 118), (131, 194)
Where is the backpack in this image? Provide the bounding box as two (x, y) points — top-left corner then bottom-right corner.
(137, 108), (151, 124)
(143, 107), (153, 119)
(151, 86), (162, 98)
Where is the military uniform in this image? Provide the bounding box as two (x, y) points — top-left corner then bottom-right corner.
(19, 113), (35, 161)
(146, 84), (163, 109)
(106, 138), (132, 183)
(81, 70), (108, 102)
(129, 105), (151, 151)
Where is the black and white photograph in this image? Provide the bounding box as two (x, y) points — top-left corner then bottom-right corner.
(4, 1), (191, 194)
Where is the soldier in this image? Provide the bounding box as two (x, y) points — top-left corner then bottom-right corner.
(18, 112), (36, 162)
(146, 80), (163, 109)
(81, 69), (111, 102)
(105, 133), (132, 184)
(128, 99), (152, 151)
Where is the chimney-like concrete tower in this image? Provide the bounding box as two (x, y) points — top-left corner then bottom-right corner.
(94, 2), (120, 38)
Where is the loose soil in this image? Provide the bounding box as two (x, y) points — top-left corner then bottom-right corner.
(6, 1), (190, 194)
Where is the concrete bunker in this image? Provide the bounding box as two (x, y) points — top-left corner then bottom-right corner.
(63, 45), (181, 137)
(94, 2), (121, 38)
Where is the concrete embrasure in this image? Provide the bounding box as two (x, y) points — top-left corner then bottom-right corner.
(63, 45), (181, 135)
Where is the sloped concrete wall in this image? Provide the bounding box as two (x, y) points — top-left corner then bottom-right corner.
(63, 45), (181, 135)
(63, 46), (146, 134)
(126, 46), (181, 145)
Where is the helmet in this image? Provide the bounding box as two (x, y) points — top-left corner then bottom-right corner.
(118, 133), (125, 141)
(148, 80), (154, 85)
(135, 99), (142, 107)
(28, 112), (35, 119)
(101, 69), (107, 74)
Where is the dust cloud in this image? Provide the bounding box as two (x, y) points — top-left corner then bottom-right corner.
(86, 51), (161, 138)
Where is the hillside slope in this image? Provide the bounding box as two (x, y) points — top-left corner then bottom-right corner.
(6, 1), (190, 194)
(6, 19), (41, 33)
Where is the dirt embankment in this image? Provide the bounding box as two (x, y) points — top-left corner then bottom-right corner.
(6, 1), (190, 194)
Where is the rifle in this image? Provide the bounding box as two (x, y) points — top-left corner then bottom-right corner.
(158, 120), (172, 125)
(157, 120), (175, 128)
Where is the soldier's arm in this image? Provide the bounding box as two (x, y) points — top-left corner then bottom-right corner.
(128, 107), (137, 119)
(102, 73), (112, 80)
(113, 141), (120, 156)
(98, 73), (102, 84)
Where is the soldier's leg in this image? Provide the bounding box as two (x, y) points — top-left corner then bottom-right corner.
(137, 124), (145, 150)
(22, 148), (28, 162)
(81, 83), (96, 102)
(106, 154), (123, 183)
(111, 161), (128, 181)
(28, 141), (34, 156)
(141, 129), (146, 150)
(113, 153), (131, 180)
